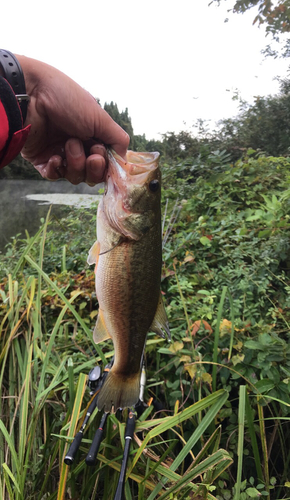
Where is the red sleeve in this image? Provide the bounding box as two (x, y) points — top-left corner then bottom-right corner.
(0, 76), (31, 169)
(0, 98), (9, 151)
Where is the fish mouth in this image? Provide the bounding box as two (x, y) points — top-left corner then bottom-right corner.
(103, 150), (161, 240)
(109, 150), (160, 177)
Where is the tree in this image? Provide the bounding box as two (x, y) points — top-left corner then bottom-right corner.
(214, 77), (290, 156)
(104, 102), (134, 148)
(211, 0), (290, 56)
(104, 102), (165, 154)
(0, 155), (40, 179)
(212, 0), (290, 33)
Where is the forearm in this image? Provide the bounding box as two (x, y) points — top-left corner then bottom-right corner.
(0, 50), (128, 182)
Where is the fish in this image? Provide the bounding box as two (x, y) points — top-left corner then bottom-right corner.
(87, 150), (170, 412)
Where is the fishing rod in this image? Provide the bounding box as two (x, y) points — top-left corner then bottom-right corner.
(112, 363), (146, 500)
(64, 356), (147, 500)
(113, 409), (136, 500)
(64, 358), (113, 466)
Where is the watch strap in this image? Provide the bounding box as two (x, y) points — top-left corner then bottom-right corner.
(0, 49), (29, 123)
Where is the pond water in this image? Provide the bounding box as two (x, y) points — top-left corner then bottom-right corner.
(0, 179), (102, 251)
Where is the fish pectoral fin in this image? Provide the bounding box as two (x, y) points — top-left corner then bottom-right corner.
(149, 293), (171, 341)
(87, 240), (100, 266)
(93, 311), (112, 344)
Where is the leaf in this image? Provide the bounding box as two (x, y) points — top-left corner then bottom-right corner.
(202, 372), (212, 385)
(184, 363), (197, 379)
(233, 340), (243, 351)
(169, 341), (184, 353)
(184, 254), (195, 263)
(2, 464), (21, 494)
(191, 319), (213, 336)
(57, 373), (87, 500)
(254, 379), (275, 393)
(202, 320), (213, 333)
(244, 340), (261, 350)
(200, 236), (212, 246)
(246, 210), (264, 221)
(237, 227), (248, 235)
(144, 391), (230, 499)
(258, 229), (272, 238)
(231, 354), (245, 366)
(220, 318), (232, 337)
(246, 487), (261, 497)
(180, 355), (191, 363)
(191, 320), (201, 336)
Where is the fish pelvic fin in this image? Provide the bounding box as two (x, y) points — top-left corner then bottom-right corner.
(97, 369), (140, 413)
(93, 311), (111, 344)
(149, 292), (171, 341)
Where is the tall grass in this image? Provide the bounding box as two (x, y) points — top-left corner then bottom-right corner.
(1, 201), (290, 499)
(0, 215), (233, 499)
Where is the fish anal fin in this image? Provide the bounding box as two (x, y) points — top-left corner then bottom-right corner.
(150, 292), (171, 341)
(87, 241), (100, 268)
(93, 311), (111, 344)
(97, 369), (140, 412)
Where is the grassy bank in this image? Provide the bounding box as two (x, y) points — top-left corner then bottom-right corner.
(1, 151), (290, 499)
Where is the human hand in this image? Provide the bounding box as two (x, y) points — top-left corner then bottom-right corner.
(17, 55), (129, 185)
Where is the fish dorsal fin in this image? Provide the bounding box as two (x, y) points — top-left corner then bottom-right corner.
(149, 292), (171, 340)
(93, 311), (112, 344)
(87, 240), (100, 266)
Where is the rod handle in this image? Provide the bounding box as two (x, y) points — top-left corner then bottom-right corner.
(85, 427), (104, 466)
(64, 431), (83, 466)
(125, 412), (136, 439)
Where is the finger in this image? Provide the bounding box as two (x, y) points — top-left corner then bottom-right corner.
(34, 155), (65, 180)
(94, 108), (130, 159)
(85, 154), (106, 185)
(90, 143), (107, 158)
(64, 138), (86, 184)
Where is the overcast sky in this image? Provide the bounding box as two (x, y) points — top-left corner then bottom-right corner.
(2, 0), (289, 139)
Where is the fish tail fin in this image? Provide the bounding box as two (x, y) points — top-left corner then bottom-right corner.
(97, 369), (140, 412)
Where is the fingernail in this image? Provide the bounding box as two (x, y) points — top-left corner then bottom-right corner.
(88, 158), (106, 183)
(91, 144), (106, 156)
(68, 139), (82, 156)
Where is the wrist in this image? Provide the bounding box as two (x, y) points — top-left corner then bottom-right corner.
(15, 55), (39, 97)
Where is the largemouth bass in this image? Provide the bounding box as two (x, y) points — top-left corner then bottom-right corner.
(88, 150), (170, 412)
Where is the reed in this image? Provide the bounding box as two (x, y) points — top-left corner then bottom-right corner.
(0, 216), (233, 499)
(1, 203), (290, 499)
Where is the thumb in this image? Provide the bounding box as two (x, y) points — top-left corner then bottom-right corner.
(93, 106), (130, 159)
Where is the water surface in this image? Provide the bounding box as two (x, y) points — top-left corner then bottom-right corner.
(0, 179), (101, 251)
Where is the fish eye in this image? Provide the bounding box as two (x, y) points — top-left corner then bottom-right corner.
(149, 180), (160, 193)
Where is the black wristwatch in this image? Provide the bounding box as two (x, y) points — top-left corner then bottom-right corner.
(0, 49), (29, 123)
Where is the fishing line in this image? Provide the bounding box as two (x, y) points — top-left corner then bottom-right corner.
(99, 238), (124, 255)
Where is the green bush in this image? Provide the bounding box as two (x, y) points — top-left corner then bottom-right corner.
(1, 152), (290, 498)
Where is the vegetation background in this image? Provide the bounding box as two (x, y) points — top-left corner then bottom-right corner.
(1, 2), (290, 499)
